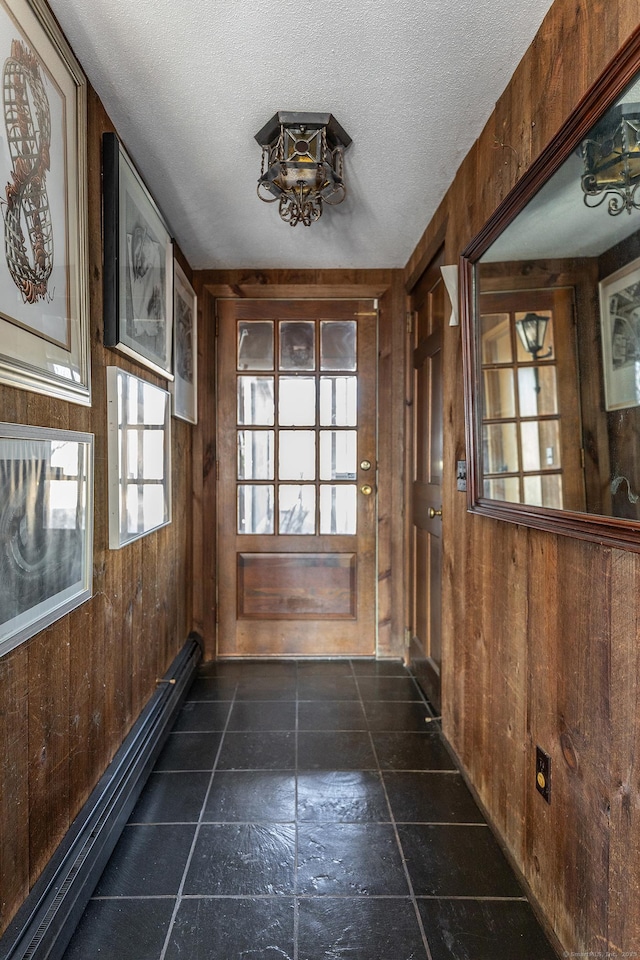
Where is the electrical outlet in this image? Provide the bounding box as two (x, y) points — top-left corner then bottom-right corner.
(535, 746), (551, 803)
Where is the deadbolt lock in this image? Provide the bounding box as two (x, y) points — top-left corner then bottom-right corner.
(360, 459), (372, 471)
(360, 484), (373, 496)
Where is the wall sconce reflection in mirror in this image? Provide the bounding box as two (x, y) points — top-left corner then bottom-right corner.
(515, 312), (553, 393)
(461, 30), (640, 551)
(580, 102), (640, 215)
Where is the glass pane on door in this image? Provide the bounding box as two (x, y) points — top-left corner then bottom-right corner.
(238, 321), (274, 370)
(238, 484), (274, 534)
(320, 321), (357, 370)
(279, 484), (316, 534)
(280, 321), (315, 370)
(279, 377), (316, 425)
(279, 431), (316, 480)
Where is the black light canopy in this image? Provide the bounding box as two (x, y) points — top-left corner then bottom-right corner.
(255, 112), (351, 227)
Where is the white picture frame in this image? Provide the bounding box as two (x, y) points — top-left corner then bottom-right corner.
(599, 255), (640, 411)
(106, 367), (172, 549)
(0, 0), (90, 404)
(0, 422), (93, 657)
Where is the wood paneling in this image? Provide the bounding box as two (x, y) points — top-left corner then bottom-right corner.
(406, 2), (640, 956)
(0, 87), (193, 935)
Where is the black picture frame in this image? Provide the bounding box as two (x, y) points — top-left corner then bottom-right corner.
(103, 132), (174, 379)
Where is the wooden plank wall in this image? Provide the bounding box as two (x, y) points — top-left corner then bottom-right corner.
(0, 88), (194, 935)
(405, 0), (640, 954)
(191, 270), (406, 662)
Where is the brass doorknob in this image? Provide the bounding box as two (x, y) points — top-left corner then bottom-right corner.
(360, 484), (373, 496)
(360, 459), (372, 471)
(428, 506), (442, 519)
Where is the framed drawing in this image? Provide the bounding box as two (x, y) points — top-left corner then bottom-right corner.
(106, 367), (172, 549)
(0, 422), (93, 658)
(0, 0), (90, 404)
(172, 260), (198, 423)
(103, 132), (174, 379)
(599, 257), (640, 411)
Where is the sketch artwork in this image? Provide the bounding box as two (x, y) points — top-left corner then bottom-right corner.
(2, 39), (53, 304)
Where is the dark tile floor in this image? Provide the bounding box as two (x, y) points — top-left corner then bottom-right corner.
(62, 659), (559, 960)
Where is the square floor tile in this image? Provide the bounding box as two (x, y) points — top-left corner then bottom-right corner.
(217, 731), (296, 770)
(172, 700), (232, 731)
(357, 677), (423, 701)
(165, 897), (295, 960)
(228, 700), (296, 731)
(384, 772), (485, 823)
(296, 660), (354, 679)
(350, 658), (408, 677)
(203, 771), (296, 822)
(235, 677), (298, 700)
(418, 899), (558, 960)
(61, 897), (175, 960)
(297, 822), (409, 895)
(298, 700), (366, 731)
(297, 732), (376, 770)
(364, 701), (431, 732)
(297, 677), (360, 700)
(184, 823), (296, 894)
(155, 732), (222, 771)
(397, 824), (524, 897)
(129, 772), (210, 823)
(298, 897), (428, 960)
(93, 824), (195, 896)
(186, 677), (238, 701)
(372, 732), (456, 771)
(297, 771), (389, 822)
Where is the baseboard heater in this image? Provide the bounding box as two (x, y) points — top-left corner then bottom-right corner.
(0, 632), (202, 960)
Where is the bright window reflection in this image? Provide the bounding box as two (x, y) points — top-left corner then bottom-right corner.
(238, 484), (274, 534)
(279, 430), (316, 480)
(320, 484), (357, 534)
(108, 367), (171, 548)
(279, 485), (315, 534)
(279, 377), (316, 425)
(320, 376), (357, 425)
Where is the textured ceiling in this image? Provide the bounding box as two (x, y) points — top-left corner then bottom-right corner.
(48, 0), (556, 271)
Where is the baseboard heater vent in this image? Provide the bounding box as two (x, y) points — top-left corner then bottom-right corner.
(0, 632), (202, 960)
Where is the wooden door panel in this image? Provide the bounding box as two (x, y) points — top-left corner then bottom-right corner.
(217, 298), (377, 658)
(237, 552), (356, 619)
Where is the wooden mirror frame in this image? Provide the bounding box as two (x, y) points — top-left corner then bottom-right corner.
(461, 27), (640, 551)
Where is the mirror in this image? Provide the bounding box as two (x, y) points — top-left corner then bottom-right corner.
(462, 32), (640, 549)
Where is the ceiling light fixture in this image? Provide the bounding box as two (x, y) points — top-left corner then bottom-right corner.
(580, 102), (640, 215)
(255, 112), (351, 227)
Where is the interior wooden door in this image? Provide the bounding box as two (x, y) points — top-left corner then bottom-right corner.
(409, 251), (444, 710)
(216, 298), (378, 658)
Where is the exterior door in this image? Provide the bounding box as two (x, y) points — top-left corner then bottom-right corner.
(216, 298), (378, 658)
(409, 252), (444, 710)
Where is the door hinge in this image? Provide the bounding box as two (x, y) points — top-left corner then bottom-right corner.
(404, 627), (411, 649)
(580, 448), (585, 470)
(406, 311), (414, 335)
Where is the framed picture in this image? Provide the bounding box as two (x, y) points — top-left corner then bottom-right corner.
(0, 423), (93, 658)
(599, 256), (640, 411)
(172, 260), (198, 423)
(0, 0), (90, 405)
(103, 132), (174, 379)
(106, 367), (172, 549)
